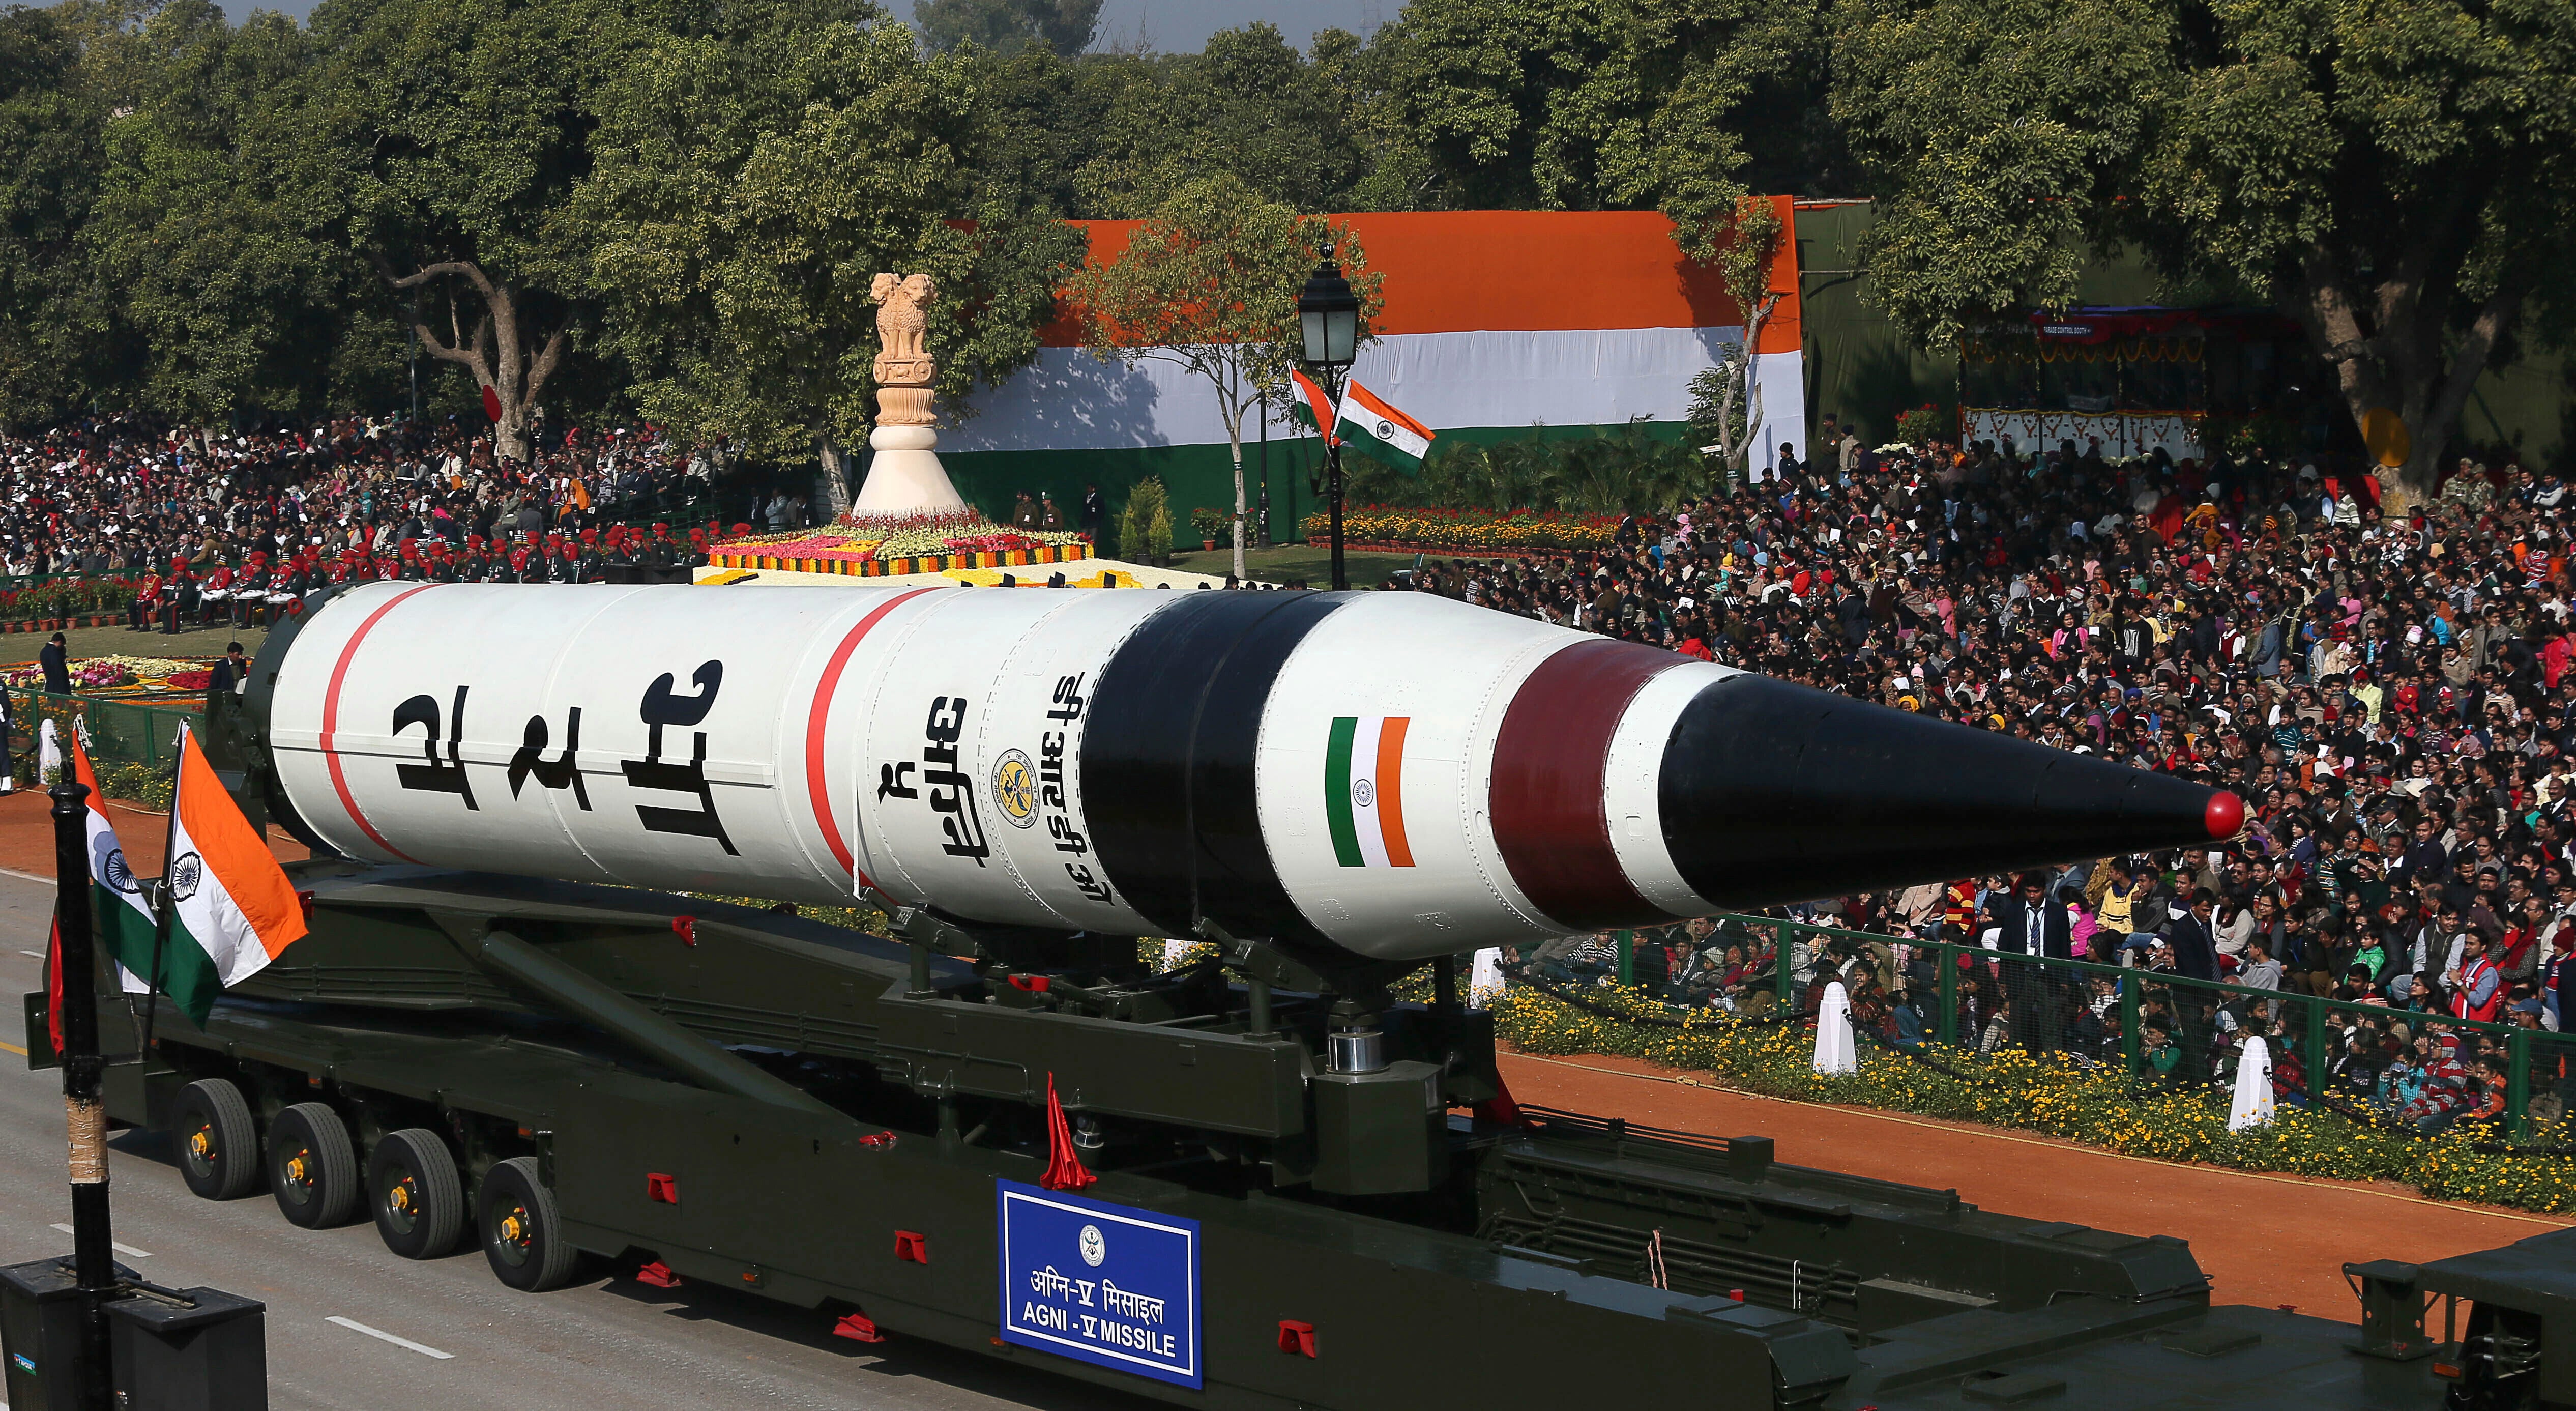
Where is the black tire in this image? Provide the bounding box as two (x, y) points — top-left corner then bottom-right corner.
(478, 1156), (577, 1292)
(267, 1101), (359, 1228)
(171, 1079), (260, 1201)
(368, 1128), (464, 1259)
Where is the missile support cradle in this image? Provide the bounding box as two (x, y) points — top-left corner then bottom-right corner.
(22, 582), (2572, 1409)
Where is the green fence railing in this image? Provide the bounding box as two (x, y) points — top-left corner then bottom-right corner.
(11, 688), (205, 780)
(1562, 912), (2575, 1140)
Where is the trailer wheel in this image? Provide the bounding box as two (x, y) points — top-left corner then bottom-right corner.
(369, 1128), (464, 1259)
(479, 1157), (577, 1292)
(268, 1102), (360, 1228)
(171, 1079), (260, 1201)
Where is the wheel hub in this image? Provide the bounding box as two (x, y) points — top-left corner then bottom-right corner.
(188, 1129), (213, 1161)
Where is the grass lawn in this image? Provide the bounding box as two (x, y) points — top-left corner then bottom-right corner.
(0, 621), (268, 666)
(1165, 542), (1426, 587)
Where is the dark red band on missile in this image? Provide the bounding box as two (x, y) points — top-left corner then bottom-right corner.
(804, 587), (941, 886)
(319, 584), (439, 864)
(1082, 590), (1354, 946)
(1488, 638), (1685, 931)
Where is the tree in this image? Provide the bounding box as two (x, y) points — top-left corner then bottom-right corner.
(1068, 174), (1382, 581)
(0, 4), (108, 426)
(1686, 195), (1785, 478)
(1379, 0), (1838, 252)
(81, 1), (384, 422)
(1833, 0), (2576, 505)
(960, 24), (1393, 222)
(916, 0), (1102, 58)
(310, 0), (641, 461)
(576, 0), (1079, 516)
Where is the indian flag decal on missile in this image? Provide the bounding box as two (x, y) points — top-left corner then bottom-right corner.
(1334, 381), (1433, 472)
(1325, 716), (1414, 868)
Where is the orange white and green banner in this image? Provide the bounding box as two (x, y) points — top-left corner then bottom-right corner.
(1325, 716), (1415, 869)
(1289, 368), (1337, 444)
(73, 736), (158, 996)
(152, 725), (309, 1023)
(945, 206), (1809, 477)
(1335, 381), (1434, 472)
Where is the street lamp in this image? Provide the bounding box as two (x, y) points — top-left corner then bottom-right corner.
(1298, 247), (1359, 590)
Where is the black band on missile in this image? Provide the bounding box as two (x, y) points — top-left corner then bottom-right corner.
(1081, 590), (1355, 946)
(1658, 673), (2227, 909)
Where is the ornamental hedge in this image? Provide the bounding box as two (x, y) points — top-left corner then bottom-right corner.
(0, 576), (141, 622)
(1493, 985), (2576, 1214)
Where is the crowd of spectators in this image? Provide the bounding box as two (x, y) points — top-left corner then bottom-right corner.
(0, 414), (820, 602)
(1447, 425), (2576, 1133)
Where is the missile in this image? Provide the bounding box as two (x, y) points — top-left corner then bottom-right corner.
(249, 583), (2240, 963)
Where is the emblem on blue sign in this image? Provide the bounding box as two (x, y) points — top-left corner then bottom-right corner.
(997, 1179), (1202, 1388)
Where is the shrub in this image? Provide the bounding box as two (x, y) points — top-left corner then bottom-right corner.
(1120, 477), (1173, 564)
(1893, 403), (1951, 448)
(1339, 421), (1707, 515)
(1491, 985), (2576, 1213)
(1189, 506), (1230, 545)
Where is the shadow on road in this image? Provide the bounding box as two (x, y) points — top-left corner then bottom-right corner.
(594, 1275), (1144, 1407)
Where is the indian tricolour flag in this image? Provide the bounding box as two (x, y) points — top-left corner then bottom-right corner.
(72, 737), (157, 995)
(154, 725), (308, 1024)
(1325, 716), (1415, 869)
(1288, 368), (1337, 444)
(1334, 380), (1434, 473)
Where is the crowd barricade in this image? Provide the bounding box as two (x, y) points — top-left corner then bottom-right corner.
(11, 687), (206, 778)
(1612, 913), (2575, 1139)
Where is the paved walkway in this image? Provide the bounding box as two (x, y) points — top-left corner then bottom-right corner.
(1497, 1048), (2570, 1322)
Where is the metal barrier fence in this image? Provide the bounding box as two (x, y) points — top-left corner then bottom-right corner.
(11, 688), (203, 778)
(1563, 912), (2576, 1139)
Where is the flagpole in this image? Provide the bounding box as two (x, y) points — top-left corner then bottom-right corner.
(47, 773), (119, 1401)
(138, 730), (185, 1060)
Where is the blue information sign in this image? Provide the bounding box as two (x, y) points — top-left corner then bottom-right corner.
(997, 1179), (1202, 1388)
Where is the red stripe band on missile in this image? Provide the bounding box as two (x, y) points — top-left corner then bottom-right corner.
(319, 584), (439, 863)
(1488, 638), (1687, 931)
(805, 588), (941, 884)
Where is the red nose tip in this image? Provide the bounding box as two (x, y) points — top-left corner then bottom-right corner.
(2205, 791), (2245, 840)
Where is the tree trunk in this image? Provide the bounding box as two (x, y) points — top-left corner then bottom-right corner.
(816, 433), (854, 522)
(384, 259), (566, 466)
(2289, 243), (2531, 520)
(1230, 445), (1247, 582)
(1723, 295), (1779, 483)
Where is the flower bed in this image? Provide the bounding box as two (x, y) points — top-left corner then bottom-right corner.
(712, 511), (1092, 577)
(1298, 506), (1621, 553)
(0, 655), (217, 695)
(710, 541), (1093, 577)
(1492, 985), (2576, 1213)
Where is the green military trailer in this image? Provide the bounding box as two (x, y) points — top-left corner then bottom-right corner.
(28, 862), (2571, 1411)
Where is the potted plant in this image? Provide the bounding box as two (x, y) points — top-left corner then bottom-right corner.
(1189, 506), (1228, 552)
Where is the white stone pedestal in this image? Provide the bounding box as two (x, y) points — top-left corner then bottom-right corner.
(853, 424), (968, 516)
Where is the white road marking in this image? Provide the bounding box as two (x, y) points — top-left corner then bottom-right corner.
(0, 867), (53, 884)
(326, 1316), (454, 1360)
(18, 950), (41, 959)
(48, 1224), (150, 1258)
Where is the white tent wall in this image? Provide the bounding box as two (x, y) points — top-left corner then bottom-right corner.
(944, 329), (1804, 462)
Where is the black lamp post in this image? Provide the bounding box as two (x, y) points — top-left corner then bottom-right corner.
(1297, 248), (1359, 590)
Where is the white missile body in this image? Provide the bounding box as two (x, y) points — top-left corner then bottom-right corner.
(263, 582), (2233, 963)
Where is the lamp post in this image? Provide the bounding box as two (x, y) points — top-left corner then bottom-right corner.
(1297, 248), (1359, 590)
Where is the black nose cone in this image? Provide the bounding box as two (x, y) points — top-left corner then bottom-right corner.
(1660, 673), (2239, 908)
